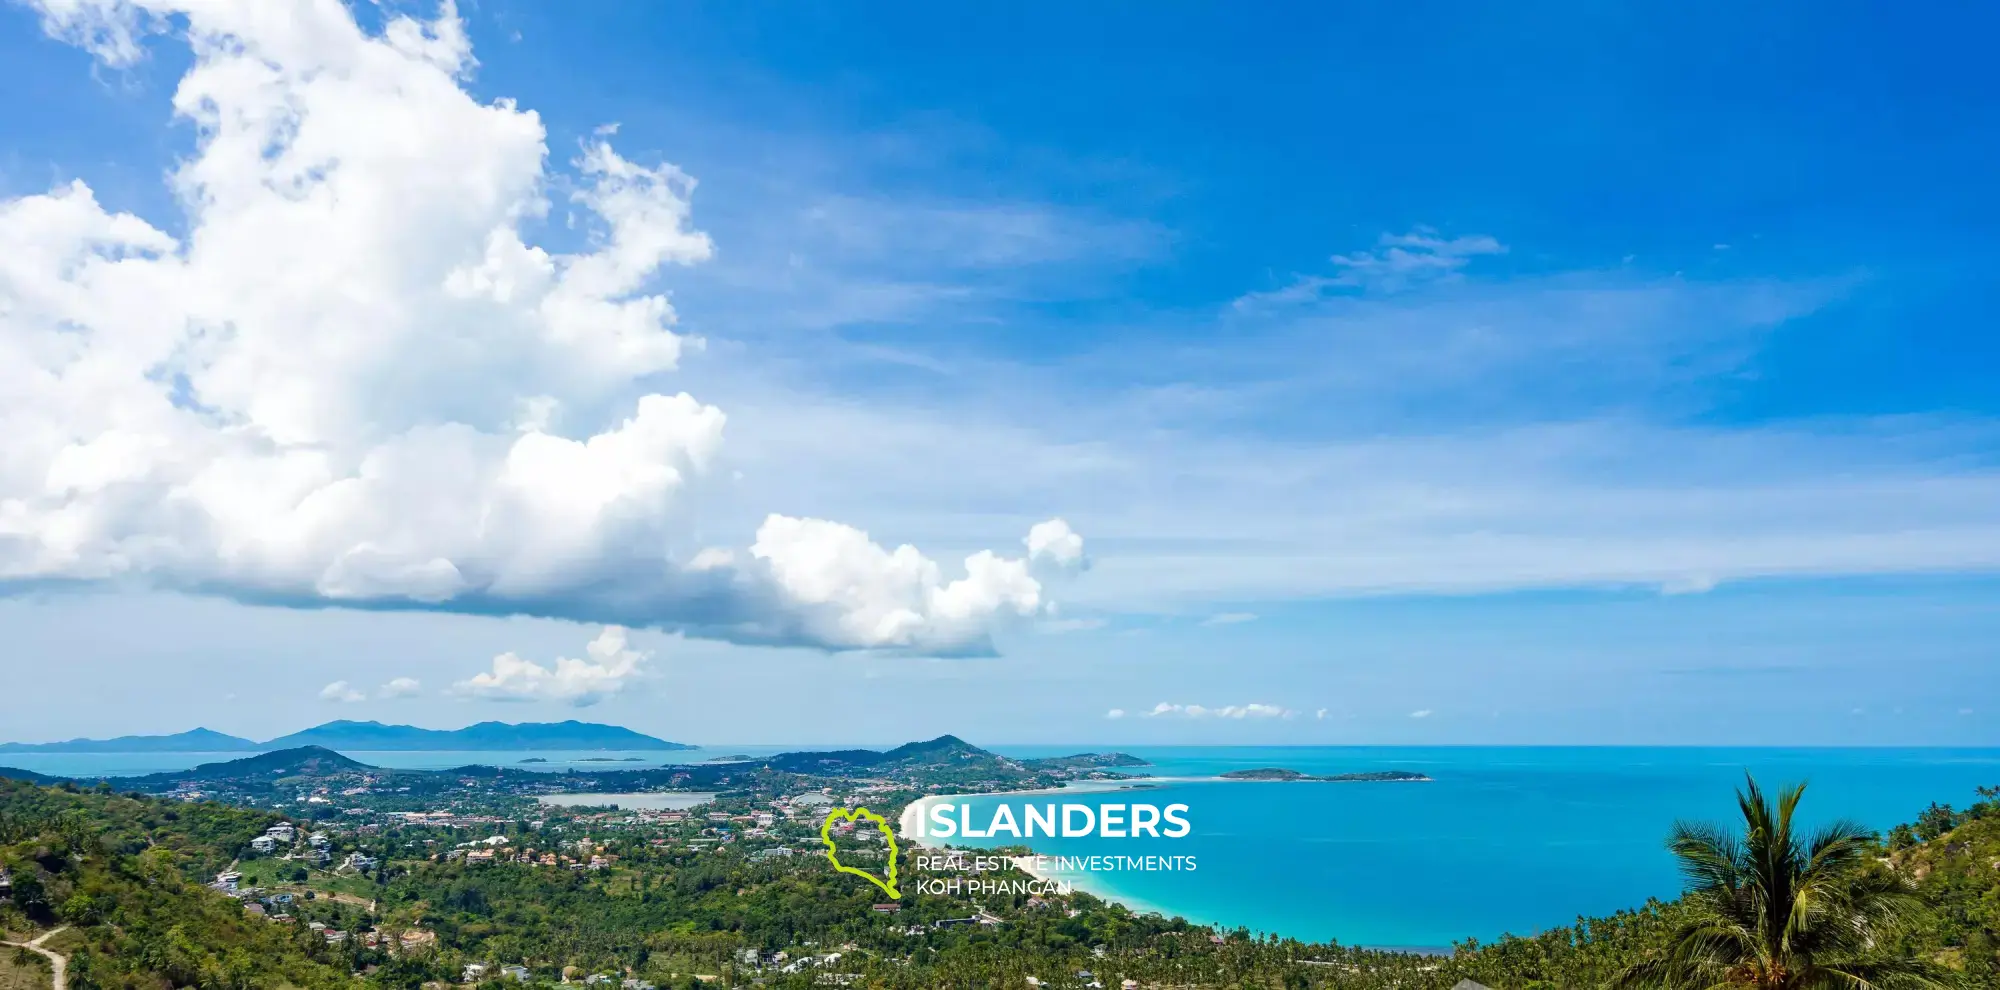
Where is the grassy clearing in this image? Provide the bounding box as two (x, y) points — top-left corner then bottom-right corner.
(0, 949), (51, 990)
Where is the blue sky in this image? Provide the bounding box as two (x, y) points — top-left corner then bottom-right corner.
(0, 1), (1996, 746)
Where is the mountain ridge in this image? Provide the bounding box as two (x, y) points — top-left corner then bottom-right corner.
(0, 720), (695, 753)
(0, 726), (261, 753)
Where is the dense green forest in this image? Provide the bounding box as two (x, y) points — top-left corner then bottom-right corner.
(4, 777), (1997, 989)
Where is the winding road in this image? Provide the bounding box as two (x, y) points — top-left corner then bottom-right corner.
(2, 925), (69, 990)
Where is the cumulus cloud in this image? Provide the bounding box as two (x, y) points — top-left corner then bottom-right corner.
(1315, 708), (1328, 719)
(378, 677), (423, 699)
(1144, 702), (1295, 719)
(319, 680), (365, 703)
(453, 626), (648, 706)
(0, 0), (1081, 656)
(1025, 518), (1087, 572)
(1105, 708), (1125, 719)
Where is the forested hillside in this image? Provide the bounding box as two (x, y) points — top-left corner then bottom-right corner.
(3, 778), (1996, 988)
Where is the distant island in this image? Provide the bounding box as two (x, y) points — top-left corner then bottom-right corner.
(1030, 752), (1151, 769)
(0, 726), (261, 753)
(519, 757), (549, 763)
(0, 719), (697, 753)
(707, 754), (754, 762)
(1218, 767), (1432, 782)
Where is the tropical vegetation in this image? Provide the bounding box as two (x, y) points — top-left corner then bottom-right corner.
(4, 773), (1999, 988)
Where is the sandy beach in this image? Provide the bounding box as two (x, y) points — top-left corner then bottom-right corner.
(897, 779), (1191, 920)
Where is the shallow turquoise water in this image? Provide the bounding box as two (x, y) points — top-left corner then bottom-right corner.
(934, 746), (2000, 950)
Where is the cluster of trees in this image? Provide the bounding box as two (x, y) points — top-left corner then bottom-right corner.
(6, 774), (1999, 988)
(0, 780), (353, 990)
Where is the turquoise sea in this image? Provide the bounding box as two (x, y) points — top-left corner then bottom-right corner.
(940, 746), (2000, 951)
(8, 744), (1997, 950)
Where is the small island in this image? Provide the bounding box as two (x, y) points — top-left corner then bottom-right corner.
(518, 757), (549, 763)
(1029, 752), (1152, 769)
(1219, 767), (1432, 782)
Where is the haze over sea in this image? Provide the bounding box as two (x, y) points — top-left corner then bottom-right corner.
(12, 744), (1998, 950)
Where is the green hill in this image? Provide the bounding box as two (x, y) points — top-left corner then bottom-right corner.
(0, 780), (352, 990)
(118, 746), (373, 787)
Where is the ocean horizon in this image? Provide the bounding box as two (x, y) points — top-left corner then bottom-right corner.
(9, 743), (1997, 950)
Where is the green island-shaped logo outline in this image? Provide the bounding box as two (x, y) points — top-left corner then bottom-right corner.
(820, 806), (901, 899)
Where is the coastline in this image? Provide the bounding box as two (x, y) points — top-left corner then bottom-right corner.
(898, 779), (1200, 927)
(898, 782), (1457, 955)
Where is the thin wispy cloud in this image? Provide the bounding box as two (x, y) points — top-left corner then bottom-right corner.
(1234, 228), (1506, 310)
(1200, 612), (1258, 626)
(1145, 702), (1295, 719)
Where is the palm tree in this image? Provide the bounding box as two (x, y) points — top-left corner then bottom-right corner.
(1615, 775), (1938, 990)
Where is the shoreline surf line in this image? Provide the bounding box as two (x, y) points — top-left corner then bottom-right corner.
(898, 786), (1197, 928)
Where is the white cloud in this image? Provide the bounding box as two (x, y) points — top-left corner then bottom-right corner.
(1235, 228), (1506, 309)
(1315, 708), (1328, 720)
(746, 515), (1070, 654)
(453, 626), (648, 706)
(378, 677), (422, 699)
(1025, 518), (1087, 572)
(318, 680), (365, 703)
(0, 0), (1079, 657)
(1105, 708), (1125, 719)
(1660, 574), (1720, 595)
(1409, 709), (1433, 718)
(1200, 612), (1257, 626)
(1144, 702), (1294, 719)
